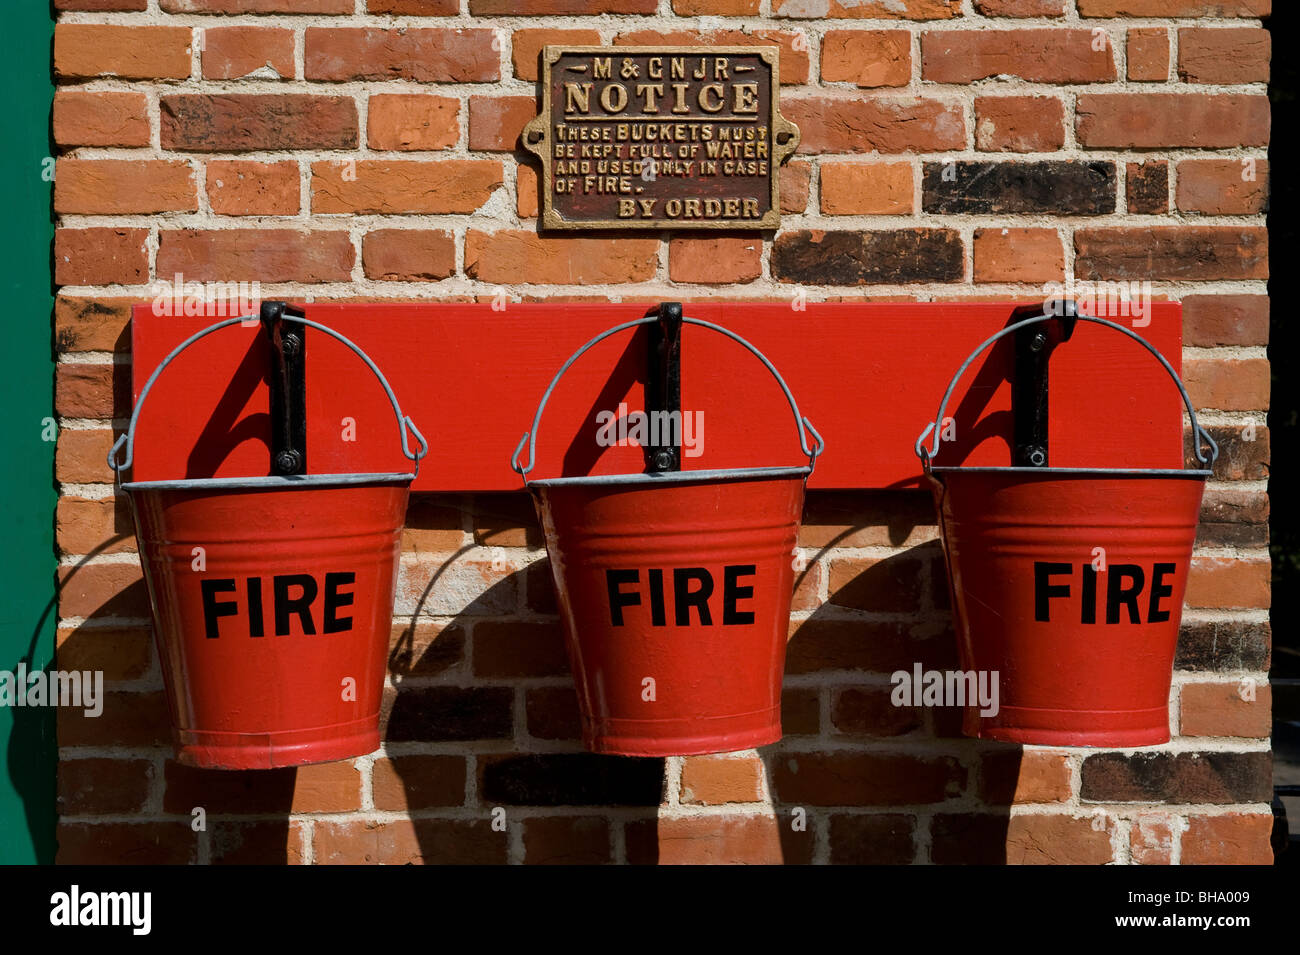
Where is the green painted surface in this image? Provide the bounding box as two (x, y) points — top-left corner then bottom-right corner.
(0, 4), (57, 864)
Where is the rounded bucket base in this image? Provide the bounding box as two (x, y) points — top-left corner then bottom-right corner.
(175, 715), (381, 770)
(968, 704), (1171, 748)
(585, 707), (781, 757)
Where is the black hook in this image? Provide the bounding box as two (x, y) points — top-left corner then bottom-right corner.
(645, 301), (682, 473)
(1011, 300), (1077, 468)
(260, 300), (307, 477)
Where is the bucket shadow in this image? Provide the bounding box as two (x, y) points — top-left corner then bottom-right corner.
(382, 492), (663, 866)
(53, 501), (299, 865)
(755, 490), (1021, 865)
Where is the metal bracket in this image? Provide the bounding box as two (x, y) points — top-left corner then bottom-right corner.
(645, 301), (682, 473)
(260, 300), (307, 476)
(1011, 300), (1077, 468)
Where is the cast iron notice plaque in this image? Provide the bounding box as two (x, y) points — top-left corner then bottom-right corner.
(523, 46), (800, 231)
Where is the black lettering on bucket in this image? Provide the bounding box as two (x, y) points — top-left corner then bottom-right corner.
(201, 579), (238, 639)
(1033, 561), (1180, 625)
(198, 572), (358, 637)
(604, 565), (759, 627)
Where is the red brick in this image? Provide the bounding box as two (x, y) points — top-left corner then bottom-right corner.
(471, 0), (656, 12)
(979, 750), (1073, 803)
(314, 819), (507, 864)
(828, 555), (925, 613)
(1182, 294), (1268, 347)
(207, 160), (300, 216)
(202, 26), (294, 80)
(828, 814), (917, 864)
(1182, 813), (1274, 865)
(781, 160), (811, 214)
(53, 91), (150, 148)
(472, 620), (568, 678)
(975, 0), (1065, 13)
(821, 162), (914, 215)
(368, 94), (459, 151)
(58, 759), (153, 815)
(368, 0), (458, 11)
(163, 0), (353, 9)
(211, 821), (305, 865)
(1187, 556), (1270, 609)
(312, 160), (502, 214)
(1183, 357), (1270, 412)
(305, 28), (499, 82)
(55, 365), (126, 420)
(1179, 27), (1270, 84)
(1075, 227), (1267, 281)
(157, 229), (354, 284)
(55, 24), (193, 80)
(465, 230), (658, 285)
(371, 756), (467, 810)
(1076, 93), (1269, 149)
(773, 0), (960, 16)
(784, 95), (965, 154)
(772, 752), (965, 805)
(57, 823), (195, 865)
(55, 160), (196, 216)
(56, 428), (117, 484)
(472, 493), (540, 547)
(1127, 160), (1169, 214)
(1127, 28), (1169, 82)
(1131, 814), (1175, 865)
(161, 94), (358, 152)
(923, 30), (1116, 84)
(1177, 159), (1268, 215)
(57, 497), (135, 557)
(614, 30), (810, 86)
(1180, 682), (1271, 738)
(57, 560), (146, 619)
(389, 621), (465, 677)
(673, 0), (758, 12)
(975, 95), (1066, 152)
(57, 0), (147, 8)
(786, 618), (954, 674)
(669, 237), (762, 284)
(523, 816), (612, 864)
(58, 692), (170, 747)
(1078, 0), (1269, 13)
(931, 813), (1114, 864)
(822, 31), (911, 88)
(468, 96), (537, 152)
(512, 29), (603, 81)
(55, 229), (148, 287)
(58, 625), (152, 682)
(657, 815), (812, 865)
(830, 686), (924, 737)
(362, 230), (456, 282)
(974, 228), (1065, 284)
(163, 760), (362, 814)
(680, 756), (765, 805)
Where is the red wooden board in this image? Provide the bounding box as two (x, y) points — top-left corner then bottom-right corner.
(128, 301), (1185, 491)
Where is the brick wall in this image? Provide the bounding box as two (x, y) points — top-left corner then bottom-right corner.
(51, 0), (1272, 864)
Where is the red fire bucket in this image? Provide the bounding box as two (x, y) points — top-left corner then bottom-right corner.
(511, 316), (824, 757)
(916, 312), (1218, 747)
(109, 313), (427, 769)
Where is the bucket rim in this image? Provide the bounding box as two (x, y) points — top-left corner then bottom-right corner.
(525, 464), (812, 488)
(119, 471), (416, 492)
(927, 465), (1212, 478)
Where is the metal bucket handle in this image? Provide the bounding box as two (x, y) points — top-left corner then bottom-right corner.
(914, 311), (1219, 469)
(108, 313), (429, 480)
(511, 314), (824, 479)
